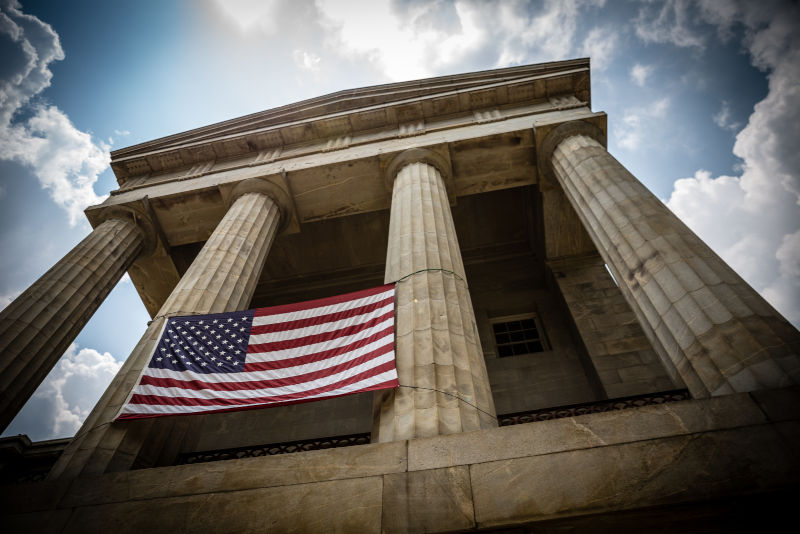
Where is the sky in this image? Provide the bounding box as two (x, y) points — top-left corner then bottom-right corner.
(0, 0), (798, 441)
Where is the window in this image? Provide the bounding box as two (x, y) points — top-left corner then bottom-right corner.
(491, 314), (547, 357)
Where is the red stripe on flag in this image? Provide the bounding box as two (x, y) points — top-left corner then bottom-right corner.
(244, 326), (394, 371)
(139, 343), (394, 392)
(247, 310), (393, 353)
(128, 360), (397, 408)
(249, 295), (394, 335)
(254, 284), (394, 317)
(116, 378), (400, 420)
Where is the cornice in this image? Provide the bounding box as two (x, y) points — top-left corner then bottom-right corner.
(110, 59), (591, 185)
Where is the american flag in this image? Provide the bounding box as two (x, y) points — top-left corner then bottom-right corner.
(116, 284), (397, 419)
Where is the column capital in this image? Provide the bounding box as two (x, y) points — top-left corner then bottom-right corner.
(89, 204), (158, 258)
(536, 120), (607, 188)
(222, 177), (296, 234)
(384, 148), (454, 201)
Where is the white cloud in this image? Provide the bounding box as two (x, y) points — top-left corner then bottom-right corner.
(209, 0), (608, 84)
(713, 100), (740, 131)
(665, 1), (800, 326)
(630, 63), (653, 86)
(580, 26), (618, 71)
(776, 231), (800, 279)
(213, 0), (281, 33)
(292, 49), (321, 71)
(616, 97), (670, 151)
(313, 0), (605, 81)
(317, 0), (487, 81)
(0, 0), (108, 226)
(634, 0), (706, 49)
(4, 343), (121, 440)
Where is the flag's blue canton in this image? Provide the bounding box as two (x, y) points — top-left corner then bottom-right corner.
(149, 310), (255, 374)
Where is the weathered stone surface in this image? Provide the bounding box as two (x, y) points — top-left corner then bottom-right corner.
(185, 390), (373, 453)
(3, 389), (799, 533)
(468, 253), (602, 414)
(0, 217), (144, 431)
(471, 425), (800, 528)
(382, 466), (474, 533)
(548, 132), (800, 397)
(217, 439), (406, 492)
(50, 192), (282, 480)
(749, 386), (800, 422)
(373, 158), (497, 442)
(549, 253), (680, 398)
(60, 476), (383, 534)
(6, 509), (72, 534)
(62, 495), (196, 534)
(0, 478), (71, 514)
(45, 441), (406, 511)
(408, 393), (767, 471)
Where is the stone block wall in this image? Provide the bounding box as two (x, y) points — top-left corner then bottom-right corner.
(467, 255), (602, 414)
(178, 391), (373, 454)
(550, 253), (680, 398)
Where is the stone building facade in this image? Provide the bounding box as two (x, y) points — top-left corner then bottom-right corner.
(1, 59), (799, 532)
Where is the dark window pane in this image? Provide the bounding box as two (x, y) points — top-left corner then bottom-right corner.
(522, 328), (539, 339)
(527, 341), (544, 353)
(498, 345), (514, 357)
(493, 318), (547, 356)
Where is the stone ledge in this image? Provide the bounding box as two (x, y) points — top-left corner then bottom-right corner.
(1, 388), (798, 533)
(471, 424), (799, 529)
(749, 386), (800, 422)
(0, 439), (406, 514)
(407, 391), (767, 471)
(61, 476), (383, 534)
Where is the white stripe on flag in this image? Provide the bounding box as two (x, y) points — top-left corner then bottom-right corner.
(251, 302), (394, 343)
(131, 352), (396, 400)
(251, 287), (394, 326)
(140, 336), (394, 384)
(246, 317), (394, 362)
(119, 369), (398, 416)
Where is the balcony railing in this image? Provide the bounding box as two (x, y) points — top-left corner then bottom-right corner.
(498, 389), (691, 426)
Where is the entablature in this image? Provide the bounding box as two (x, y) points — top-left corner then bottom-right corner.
(89, 108), (606, 248)
(109, 60), (591, 186)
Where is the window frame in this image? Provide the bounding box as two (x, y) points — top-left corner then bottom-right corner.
(489, 312), (549, 358)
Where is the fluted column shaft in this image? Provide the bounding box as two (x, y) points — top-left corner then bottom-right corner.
(373, 162), (496, 442)
(551, 134), (800, 397)
(49, 192), (281, 479)
(0, 218), (144, 432)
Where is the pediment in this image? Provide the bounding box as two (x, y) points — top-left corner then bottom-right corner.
(110, 58), (590, 184)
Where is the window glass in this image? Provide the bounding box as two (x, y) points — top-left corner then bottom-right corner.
(491, 314), (546, 357)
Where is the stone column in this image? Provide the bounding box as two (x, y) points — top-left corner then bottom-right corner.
(49, 184), (284, 479)
(0, 216), (146, 432)
(541, 121), (800, 397)
(372, 149), (497, 442)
